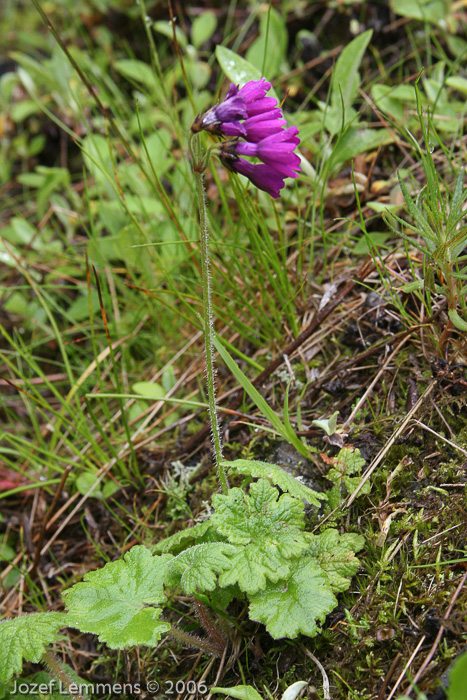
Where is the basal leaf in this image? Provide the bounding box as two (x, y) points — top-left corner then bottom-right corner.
(222, 459), (325, 506)
(306, 529), (365, 593)
(212, 479), (308, 556)
(326, 447), (371, 495)
(0, 612), (67, 684)
(64, 546), (172, 649)
(248, 559), (337, 639)
(168, 543), (238, 594)
(218, 542), (290, 594)
(152, 521), (214, 554)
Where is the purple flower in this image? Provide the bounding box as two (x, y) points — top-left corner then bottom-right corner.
(191, 78), (300, 198)
(220, 125), (301, 198)
(236, 127), (301, 177)
(223, 156), (286, 199)
(192, 78), (274, 134)
(221, 111), (287, 141)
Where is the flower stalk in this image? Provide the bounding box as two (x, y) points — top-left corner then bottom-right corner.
(189, 132), (228, 495)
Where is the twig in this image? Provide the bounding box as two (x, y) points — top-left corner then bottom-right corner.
(377, 653), (402, 700)
(386, 636), (426, 700)
(342, 336), (410, 429)
(301, 645), (331, 700)
(345, 381), (436, 507)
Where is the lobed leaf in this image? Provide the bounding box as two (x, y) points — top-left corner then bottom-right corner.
(306, 529), (365, 593)
(0, 612), (67, 684)
(151, 521), (215, 554)
(64, 546), (172, 649)
(326, 447), (371, 496)
(212, 479), (308, 554)
(248, 559), (337, 639)
(168, 543), (238, 594)
(222, 459), (325, 506)
(211, 480), (309, 594)
(218, 542), (291, 594)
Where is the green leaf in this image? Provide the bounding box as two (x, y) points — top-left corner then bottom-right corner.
(248, 559), (337, 639)
(447, 650), (467, 700)
(191, 12), (217, 49)
(390, 0), (448, 25)
(211, 686), (263, 700)
(326, 447), (371, 496)
(151, 521), (216, 554)
(222, 459), (324, 506)
(448, 308), (467, 331)
(64, 546), (172, 649)
(215, 46), (279, 102)
(306, 529), (365, 593)
(397, 172), (439, 246)
(153, 20), (188, 50)
(214, 338), (309, 458)
(0, 613), (67, 683)
(132, 381), (166, 400)
(245, 8), (287, 79)
(212, 480), (307, 551)
(218, 541), (291, 594)
(212, 480), (309, 594)
(330, 127), (394, 166)
(312, 410), (339, 436)
(330, 30), (373, 128)
(115, 59), (157, 90)
(397, 279), (425, 293)
(168, 543), (238, 593)
(75, 472), (102, 499)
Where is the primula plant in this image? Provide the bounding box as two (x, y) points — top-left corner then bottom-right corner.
(0, 79), (364, 689)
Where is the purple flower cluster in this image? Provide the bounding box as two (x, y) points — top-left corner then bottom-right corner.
(191, 79), (300, 199)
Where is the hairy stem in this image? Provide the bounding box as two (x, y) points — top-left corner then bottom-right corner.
(190, 133), (228, 495)
(168, 624), (223, 657)
(193, 598), (228, 652)
(41, 651), (86, 700)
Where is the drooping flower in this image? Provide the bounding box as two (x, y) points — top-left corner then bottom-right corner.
(235, 127), (301, 177)
(192, 78), (275, 135)
(221, 111), (287, 141)
(191, 78), (300, 198)
(220, 156), (288, 200)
